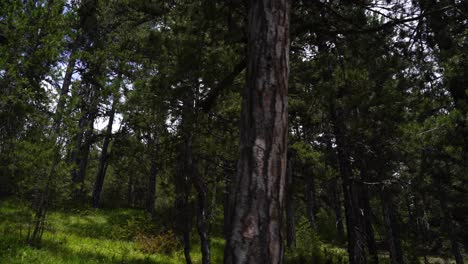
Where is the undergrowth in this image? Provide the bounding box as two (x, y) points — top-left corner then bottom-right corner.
(0, 199), (223, 264)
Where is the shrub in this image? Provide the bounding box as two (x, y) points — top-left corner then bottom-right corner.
(285, 217), (349, 264)
(135, 230), (181, 255)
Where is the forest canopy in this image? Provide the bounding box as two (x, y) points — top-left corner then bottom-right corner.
(0, 0), (467, 264)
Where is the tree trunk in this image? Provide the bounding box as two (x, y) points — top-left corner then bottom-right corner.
(175, 151), (193, 264)
(304, 166), (318, 231)
(53, 35), (81, 132)
(285, 158), (296, 249)
(77, 120), (94, 196)
(146, 155), (158, 216)
(28, 35), (81, 244)
(70, 87), (98, 201)
(358, 164), (379, 264)
(92, 96), (116, 208)
(330, 105), (367, 264)
(195, 167), (211, 264)
(175, 95), (195, 264)
(329, 177), (345, 243)
(361, 184), (378, 264)
(224, 160), (234, 242)
(440, 190), (464, 264)
(381, 188), (404, 264)
(70, 113), (86, 197)
(224, 0), (290, 263)
(127, 172), (134, 207)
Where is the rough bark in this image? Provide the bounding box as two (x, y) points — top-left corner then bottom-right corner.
(92, 96), (116, 208)
(224, 0), (290, 263)
(285, 158), (296, 249)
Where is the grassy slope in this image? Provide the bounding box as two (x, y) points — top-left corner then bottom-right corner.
(0, 199), (224, 264)
(1, 199), (464, 264)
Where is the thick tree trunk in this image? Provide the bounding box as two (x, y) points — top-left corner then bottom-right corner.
(224, 0), (290, 263)
(92, 97), (116, 208)
(381, 188), (404, 264)
(285, 158), (296, 249)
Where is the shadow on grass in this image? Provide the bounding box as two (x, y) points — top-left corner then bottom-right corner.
(0, 234), (176, 264)
(43, 241), (167, 264)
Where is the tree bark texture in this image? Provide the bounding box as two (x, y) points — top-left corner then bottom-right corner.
(285, 158), (296, 249)
(224, 0), (290, 263)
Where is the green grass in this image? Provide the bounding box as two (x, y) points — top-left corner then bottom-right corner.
(0, 199), (224, 264)
(1, 199), (464, 264)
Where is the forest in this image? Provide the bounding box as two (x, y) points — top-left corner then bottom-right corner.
(0, 0), (467, 263)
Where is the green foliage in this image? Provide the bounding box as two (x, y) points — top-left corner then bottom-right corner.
(0, 0), (467, 263)
(0, 199), (224, 264)
(285, 217), (349, 264)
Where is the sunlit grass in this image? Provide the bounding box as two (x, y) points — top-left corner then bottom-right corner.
(0, 199), (224, 264)
(1, 199), (463, 264)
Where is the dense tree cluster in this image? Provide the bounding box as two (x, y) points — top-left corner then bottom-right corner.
(0, 0), (466, 263)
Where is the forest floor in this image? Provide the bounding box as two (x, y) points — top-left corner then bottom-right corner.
(0, 199), (224, 264)
(0, 199), (464, 264)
